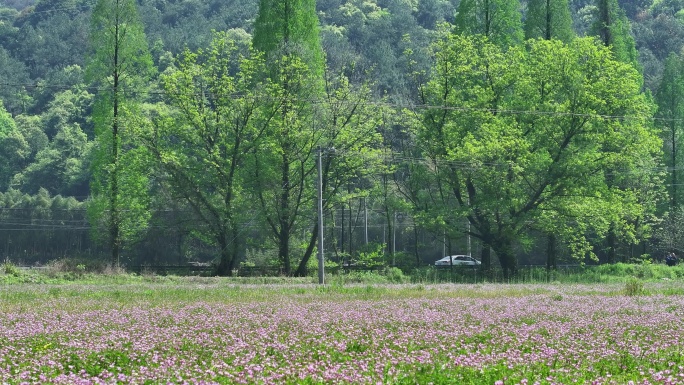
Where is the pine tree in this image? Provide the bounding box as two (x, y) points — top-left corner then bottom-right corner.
(524, 0), (574, 42)
(454, 0), (523, 48)
(591, 0), (639, 67)
(656, 53), (684, 210)
(590, 0), (642, 262)
(86, 0), (154, 267)
(252, 0), (324, 78)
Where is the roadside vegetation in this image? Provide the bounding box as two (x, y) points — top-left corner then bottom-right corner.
(3, 259), (684, 286)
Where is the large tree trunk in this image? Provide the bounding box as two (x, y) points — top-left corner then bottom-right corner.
(279, 152), (291, 275)
(294, 221), (319, 277)
(607, 227), (617, 263)
(278, 227), (291, 276)
(216, 233), (233, 276)
(546, 234), (557, 271)
(493, 237), (517, 280)
(480, 245), (492, 279)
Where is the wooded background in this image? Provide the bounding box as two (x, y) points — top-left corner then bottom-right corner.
(0, 0), (681, 276)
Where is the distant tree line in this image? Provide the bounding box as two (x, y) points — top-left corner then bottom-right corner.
(0, 0), (681, 276)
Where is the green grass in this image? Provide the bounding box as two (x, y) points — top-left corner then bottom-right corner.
(2, 277), (684, 384)
(2, 261), (684, 307)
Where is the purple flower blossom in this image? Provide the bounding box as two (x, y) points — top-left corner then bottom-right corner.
(1, 283), (684, 384)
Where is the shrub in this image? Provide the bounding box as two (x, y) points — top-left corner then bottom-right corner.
(2, 261), (20, 277)
(329, 271), (390, 285)
(383, 267), (407, 283)
(624, 277), (645, 296)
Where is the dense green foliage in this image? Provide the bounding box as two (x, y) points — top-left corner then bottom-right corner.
(86, 0), (155, 266)
(409, 34), (661, 277)
(143, 32), (277, 275)
(251, 0), (327, 275)
(0, 0), (681, 276)
(524, 0), (574, 42)
(656, 53), (684, 210)
(253, 0), (324, 78)
(590, 0), (639, 68)
(454, 0), (524, 47)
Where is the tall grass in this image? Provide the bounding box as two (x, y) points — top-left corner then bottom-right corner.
(409, 263), (684, 284)
(2, 259), (683, 287)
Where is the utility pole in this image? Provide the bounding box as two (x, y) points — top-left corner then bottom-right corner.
(316, 146), (336, 284)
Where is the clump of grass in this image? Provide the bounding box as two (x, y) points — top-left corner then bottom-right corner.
(624, 277), (645, 296)
(383, 267), (408, 283)
(2, 261), (20, 277)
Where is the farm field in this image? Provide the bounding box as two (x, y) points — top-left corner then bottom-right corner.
(1, 280), (684, 384)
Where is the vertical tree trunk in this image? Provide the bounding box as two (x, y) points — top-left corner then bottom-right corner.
(545, 0), (551, 40)
(493, 237), (516, 280)
(294, 220), (319, 277)
(386, 209), (394, 265)
(216, 233), (233, 276)
(672, 119), (677, 209)
(607, 228), (616, 263)
(480, 244), (492, 278)
(279, 152), (291, 275)
(546, 234), (557, 271)
(349, 196), (353, 257)
(110, 14), (121, 268)
(414, 225), (420, 267)
(340, 201), (345, 254)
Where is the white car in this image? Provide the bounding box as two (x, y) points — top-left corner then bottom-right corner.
(434, 255), (481, 267)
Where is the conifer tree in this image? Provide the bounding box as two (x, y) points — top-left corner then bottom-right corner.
(656, 53), (684, 210)
(591, 0), (638, 67)
(524, 0), (574, 42)
(86, 0), (154, 266)
(454, 0), (523, 48)
(252, 0), (324, 78)
(590, 0), (642, 262)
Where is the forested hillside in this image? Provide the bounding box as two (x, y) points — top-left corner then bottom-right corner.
(0, 0), (682, 275)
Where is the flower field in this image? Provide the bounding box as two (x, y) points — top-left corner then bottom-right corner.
(1, 282), (684, 384)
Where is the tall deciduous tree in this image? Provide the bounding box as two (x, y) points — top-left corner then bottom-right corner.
(524, 0), (574, 42)
(656, 53), (684, 210)
(86, 0), (154, 266)
(248, 55), (318, 275)
(141, 32), (279, 276)
(251, 0), (326, 275)
(291, 74), (386, 276)
(523, 0), (575, 270)
(590, 0), (641, 262)
(410, 34), (661, 278)
(454, 0), (523, 48)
